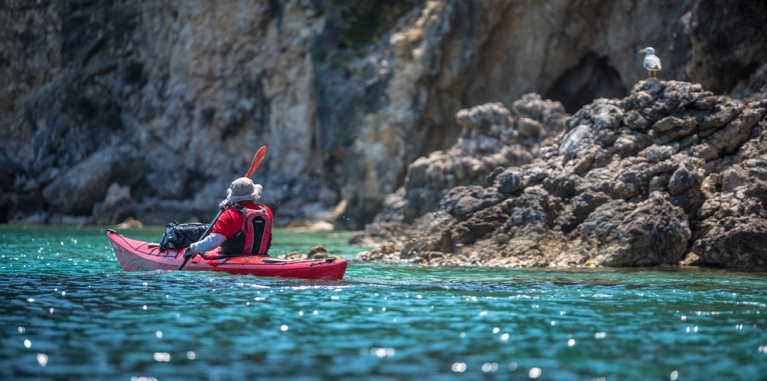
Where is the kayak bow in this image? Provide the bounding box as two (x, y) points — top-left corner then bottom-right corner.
(107, 230), (347, 280)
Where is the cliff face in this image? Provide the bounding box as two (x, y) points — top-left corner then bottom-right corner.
(2, 0), (327, 225)
(359, 80), (767, 269)
(2, 0), (766, 227)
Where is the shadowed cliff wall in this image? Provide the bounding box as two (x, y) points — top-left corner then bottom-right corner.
(1, 0), (766, 227)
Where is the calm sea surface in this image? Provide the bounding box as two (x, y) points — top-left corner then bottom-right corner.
(1, 225), (766, 380)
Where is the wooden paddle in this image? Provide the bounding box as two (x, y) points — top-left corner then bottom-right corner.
(177, 146), (267, 271)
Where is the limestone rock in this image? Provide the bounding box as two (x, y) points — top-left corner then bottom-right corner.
(43, 147), (143, 215)
(693, 216), (767, 269)
(3, 0), (767, 230)
(388, 95), (567, 222)
(577, 193), (691, 266)
(115, 217), (144, 230)
(91, 183), (137, 225)
(286, 219), (314, 229)
(357, 80), (767, 269)
(310, 221), (335, 232)
(307, 245), (329, 259)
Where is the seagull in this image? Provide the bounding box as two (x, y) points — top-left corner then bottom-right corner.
(640, 47), (661, 79)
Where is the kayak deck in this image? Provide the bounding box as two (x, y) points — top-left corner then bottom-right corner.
(107, 230), (347, 280)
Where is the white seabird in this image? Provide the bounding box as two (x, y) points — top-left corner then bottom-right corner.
(640, 47), (661, 79)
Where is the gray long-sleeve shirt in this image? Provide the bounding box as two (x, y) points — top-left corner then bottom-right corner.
(188, 233), (226, 254)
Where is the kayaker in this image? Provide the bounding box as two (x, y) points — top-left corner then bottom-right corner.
(185, 177), (273, 258)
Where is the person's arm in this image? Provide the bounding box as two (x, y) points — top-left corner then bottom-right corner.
(188, 233), (226, 254)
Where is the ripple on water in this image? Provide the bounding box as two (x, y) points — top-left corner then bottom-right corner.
(1, 226), (767, 379)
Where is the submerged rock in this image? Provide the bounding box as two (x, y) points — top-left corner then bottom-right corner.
(359, 81), (767, 269)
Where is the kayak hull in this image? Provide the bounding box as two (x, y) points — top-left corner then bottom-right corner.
(107, 231), (347, 280)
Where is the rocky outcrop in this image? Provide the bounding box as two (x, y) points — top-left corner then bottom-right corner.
(42, 146), (143, 215)
(359, 81), (767, 269)
(3, 0), (767, 228)
(90, 183), (137, 225)
(390, 95), (568, 221)
(349, 94), (566, 246)
(331, 0), (767, 228)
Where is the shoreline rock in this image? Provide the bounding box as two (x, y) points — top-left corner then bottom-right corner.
(358, 80), (767, 270)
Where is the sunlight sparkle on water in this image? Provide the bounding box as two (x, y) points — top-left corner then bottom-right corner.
(481, 362), (498, 372)
(451, 363), (467, 372)
(37, 353), (48, 367)
(371, 347), (395, 358)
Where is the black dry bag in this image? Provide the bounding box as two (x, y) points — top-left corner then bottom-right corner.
(159, 222), (210, 252)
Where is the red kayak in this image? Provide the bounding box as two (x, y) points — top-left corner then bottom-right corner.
(107, 230), (347, 280)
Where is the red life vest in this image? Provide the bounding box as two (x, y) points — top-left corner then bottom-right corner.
(220, 205), (273, 255)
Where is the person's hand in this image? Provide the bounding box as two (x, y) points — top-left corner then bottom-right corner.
(183, 248), (196, 259)
(219, 198), (230, 209)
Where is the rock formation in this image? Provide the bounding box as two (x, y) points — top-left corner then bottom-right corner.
(2, 0), (767, 228)
(399, 94), (567, 221)
(359, 80), (767, 269)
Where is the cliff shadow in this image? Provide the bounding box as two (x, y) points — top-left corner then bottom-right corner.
(545, 53), (628, 113)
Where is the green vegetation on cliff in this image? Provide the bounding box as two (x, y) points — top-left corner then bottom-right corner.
(331, 0), (423, 48)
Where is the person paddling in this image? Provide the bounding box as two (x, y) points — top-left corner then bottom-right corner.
(184, 177), (273, 260)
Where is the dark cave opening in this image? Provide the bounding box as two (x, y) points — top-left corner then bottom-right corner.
(545, 53), (628, 113)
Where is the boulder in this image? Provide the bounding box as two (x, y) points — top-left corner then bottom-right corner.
(578, 193), (691, 266)
(91, 183), (136, 225)
(307, 245), (330, 259)
(115, 217), (143, 230)
(310, 221), (335, 232)
(693, 216), (767, 269)
(286, 219), (313, 229)
(42, 147), (143, 215)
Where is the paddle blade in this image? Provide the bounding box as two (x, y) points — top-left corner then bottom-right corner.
(246, 146), (267, 178)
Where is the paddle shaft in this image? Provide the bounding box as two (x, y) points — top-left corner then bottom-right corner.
(176, 208), (225, 270)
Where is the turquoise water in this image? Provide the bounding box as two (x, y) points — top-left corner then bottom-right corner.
(1, 225), (766, 380)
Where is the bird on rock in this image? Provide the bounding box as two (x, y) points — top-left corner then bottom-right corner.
(640, 47), (661, 79)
